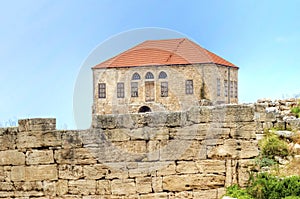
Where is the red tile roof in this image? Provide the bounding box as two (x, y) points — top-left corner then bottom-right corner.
(93, 38), (237, 69)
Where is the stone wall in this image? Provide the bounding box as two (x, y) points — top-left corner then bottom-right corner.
(0, 105), (258, 198)
(254, 98), (300, 135)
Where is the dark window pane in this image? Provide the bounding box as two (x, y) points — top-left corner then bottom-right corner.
(185, 80), (193, 94)
(132, 73), (141, 80)
(159, 71), (167, 79)
(117, 82), (124, 98)
(161, 82), (168, 97)
(145, 72), (154, 79)
(98, 83), (106, 98)
(131, 82), (138, 97)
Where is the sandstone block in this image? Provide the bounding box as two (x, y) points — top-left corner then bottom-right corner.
(18, 118), (56, 132)
(54, 148), (96, 164)
(136, 177), (152, 194)
(27, 165), (58, 181)
(103, 129), (131, 141)
(0, 128), (17, 150)
(0, 150), (25, 165)
(26, 150), (54, 165)
(96, 180), (111, 195)
(152, 176), (163, 192)
(62, 130), (83, 148)
(83, 164), (109, 179)
(58, 165), (83, 179)
(239, 140), (259, 159)
(0, 182), (14, 191)
(14, 181), (43, 191)
(17, 131), (61, 149)
(162, 174), (225, 191)
(176, 161), (199, 174)
(68, 180), (96, 195)
(140, 193), (169, 199)
(111, 179), (136, 195)
(195, 160), (226, 174)
(11, 166), (25, 181)
(56, 180), (68, 196)
(193, 189), (218, 199)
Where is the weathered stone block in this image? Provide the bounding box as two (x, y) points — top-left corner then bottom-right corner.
(162, 174), (225, 191)
(111, 179), (136, 195)
(83, 164), (109, 179)
(139, 193), (169, 199)
(11, 165), (57, 181)
(176, 161), (199, 174)
(18, 118), (56, 132)
(58, 165), (83, 180)
(152, 176), (163, 192)
(0, 127), (17, 150)
(0, 150), (25, 165)
(0, 182), (14, 191)
(96, 180), (111, 195)
(56, 180), (68, 196)
(26, 150), (54, 165)
(27, 165), (58, 181)
(14, 181), (43, 191)
(17, 131), (61, 149)
(62, 130), (83, 148)
(68, 180), (96, 195)
(195, 160), (226, 174)
(136, 177), (152, 194)
(54, 148), (96, 164)
(193, 189), (218, 199)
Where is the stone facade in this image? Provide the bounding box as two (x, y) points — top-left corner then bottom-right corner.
(93, 64), (238, 115)
(0, 105), (258, 198)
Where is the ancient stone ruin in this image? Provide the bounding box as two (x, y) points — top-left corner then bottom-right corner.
(0, 104), (264, 199)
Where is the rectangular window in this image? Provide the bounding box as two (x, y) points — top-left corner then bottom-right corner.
(230, 81), (234, 98)
(161, 82), (168, 97)
(98, 83), (106, 98)
(217, 78), (221, 97)
(117, 82), (124, 98)
(224, 80), (228, 97)
(186, 80), (193, 94)
(234, 81), (238, 98)
(131, 82), (138, 97)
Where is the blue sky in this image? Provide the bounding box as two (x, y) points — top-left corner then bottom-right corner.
(1, 0), (300, 129)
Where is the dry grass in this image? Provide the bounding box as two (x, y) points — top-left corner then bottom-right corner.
(274, 157), (300, 177)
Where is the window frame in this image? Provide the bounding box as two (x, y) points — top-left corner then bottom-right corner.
(158, 71), (167, 79)
(117, 82), (124, 98)
(145, 72), (154, 79)
(98, 83), (106, 98)
(224, 80), (228, 97)
(185, 80), (194, 94)
(234, 81), (238, 98)
(131, 82), (138, 97)
(161, 82), (168, 97)
(217, 78), (221, 97)
(230, 81), (234, 98)
(132, 73), (141, 80)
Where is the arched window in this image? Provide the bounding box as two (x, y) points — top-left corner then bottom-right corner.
(132, 73), (141, 80)
(159, 71), (167, 79)
(145, 72), (154, 79)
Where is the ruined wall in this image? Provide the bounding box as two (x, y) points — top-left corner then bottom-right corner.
(0, 105), (258, 199)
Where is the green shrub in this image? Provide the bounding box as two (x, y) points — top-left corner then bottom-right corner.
(291, 106), (300, 118)
(248, 173), (300, 199)
(254, 156), (277, 168)
(225, 184), (254, 199)
(259, 133), (290, 159)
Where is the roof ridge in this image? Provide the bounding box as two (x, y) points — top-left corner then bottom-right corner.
(165, 38), (186, 62)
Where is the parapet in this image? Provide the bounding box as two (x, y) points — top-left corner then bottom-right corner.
(18, 118), (56, 132)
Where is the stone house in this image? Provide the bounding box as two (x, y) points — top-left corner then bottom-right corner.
(92, 38), (238, 114)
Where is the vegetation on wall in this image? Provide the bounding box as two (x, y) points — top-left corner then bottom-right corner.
(225, 174), (300, 199)
(225, 128), (300, 199)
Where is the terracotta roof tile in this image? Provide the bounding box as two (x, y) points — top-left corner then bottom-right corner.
(93, 38), (237, 69)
